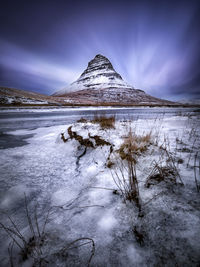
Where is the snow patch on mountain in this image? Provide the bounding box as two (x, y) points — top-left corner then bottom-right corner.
(53, 54), (133, 96)
(52, 54), (176, 105)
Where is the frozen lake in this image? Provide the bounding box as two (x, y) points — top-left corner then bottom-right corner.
(0, 107), (198, 149)
(0, 107), (197, 149)
(0, 106), (199, 266)
(0, 106), (198, 132)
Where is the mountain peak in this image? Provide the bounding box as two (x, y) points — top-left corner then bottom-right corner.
(52, 55), (175, 106)
(95, 54), (107, 59)
(53, 54), (132, 95)
(87, 54), (113, 68)
(92, 54), (112, 65)
(82, 54), (118, 78)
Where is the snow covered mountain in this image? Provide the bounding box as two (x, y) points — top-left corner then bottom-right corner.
(53, 54), (133, 96)
(53, 54), (175, 105)
(0, 55), (179, 106)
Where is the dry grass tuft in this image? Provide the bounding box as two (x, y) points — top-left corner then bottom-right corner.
(0, 196), (50, 265)
(145, 163), (177, 188)
(91, 115), (115, 129)
(107, 160), (115, 168)
(125, 132), (152, 144)
(117, 131), (152, 160)
(0, 196), (96, 266)
(111, 152), (141, 210)
(110, 130), (144, 211)
(110, 130), (153, 210)
(77, 118), (88, 123)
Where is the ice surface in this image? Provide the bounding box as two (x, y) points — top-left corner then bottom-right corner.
(1, 185), (31, 208)
(98, 212), (117, 231)
(126, 245), (143, 265)
(0, 110), (200, 266)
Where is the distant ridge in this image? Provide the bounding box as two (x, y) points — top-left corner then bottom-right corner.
(0, 87), (59, 105)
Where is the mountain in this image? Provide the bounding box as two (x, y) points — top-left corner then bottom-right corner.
(53, 54), (175, 105)
(53, 54), (133, 95)
(0, 55), (180, 106)
(0, 87), (61, 105)
(178, 98), (200, 105)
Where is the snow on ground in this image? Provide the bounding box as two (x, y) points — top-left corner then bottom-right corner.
(0, 112), (200, 266)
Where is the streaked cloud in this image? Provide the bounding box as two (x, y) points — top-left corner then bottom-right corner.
(0, 0), (199, 99)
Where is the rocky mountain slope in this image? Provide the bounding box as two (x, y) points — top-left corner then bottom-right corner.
(53, 54), (175, 105)
(0, 87), (61, 105)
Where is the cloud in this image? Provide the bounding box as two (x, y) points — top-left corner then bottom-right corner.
(0, 0), (200, 99)
(0, 40), (80, 93)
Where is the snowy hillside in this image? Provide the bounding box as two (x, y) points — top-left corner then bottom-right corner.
(0, 87), (61, 105)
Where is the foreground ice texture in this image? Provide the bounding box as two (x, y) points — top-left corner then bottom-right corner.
(0, 110), (200, 266)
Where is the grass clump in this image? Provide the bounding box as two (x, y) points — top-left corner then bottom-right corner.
(123, 131), (152, 152)
(0, 196), (50, 266)
(145, 163), (177, 188)
(110, 130), (143, 211)
(91, 115), (115, 129)
(111, 151), (141, 210)
(107, 160), (115, 168)
(0, 196), (96, 266)
(111, 130), (152, 210)
(117, 131), (152, 160)
(77, 118), (88, 123)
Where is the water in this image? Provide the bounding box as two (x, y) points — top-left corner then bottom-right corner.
(0, 107), (198, 132)
(0, 132), (34, 149)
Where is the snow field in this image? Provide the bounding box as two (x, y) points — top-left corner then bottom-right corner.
(0, 112), (199, 266)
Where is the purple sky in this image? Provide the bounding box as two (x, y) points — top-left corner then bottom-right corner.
(0, 0), (200, 100)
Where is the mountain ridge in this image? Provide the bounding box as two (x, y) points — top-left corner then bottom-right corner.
(0, 86), (60, 105)
(0, 86), (197, 107)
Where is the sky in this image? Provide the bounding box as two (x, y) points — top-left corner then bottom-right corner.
(0, 0), (200, 100)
